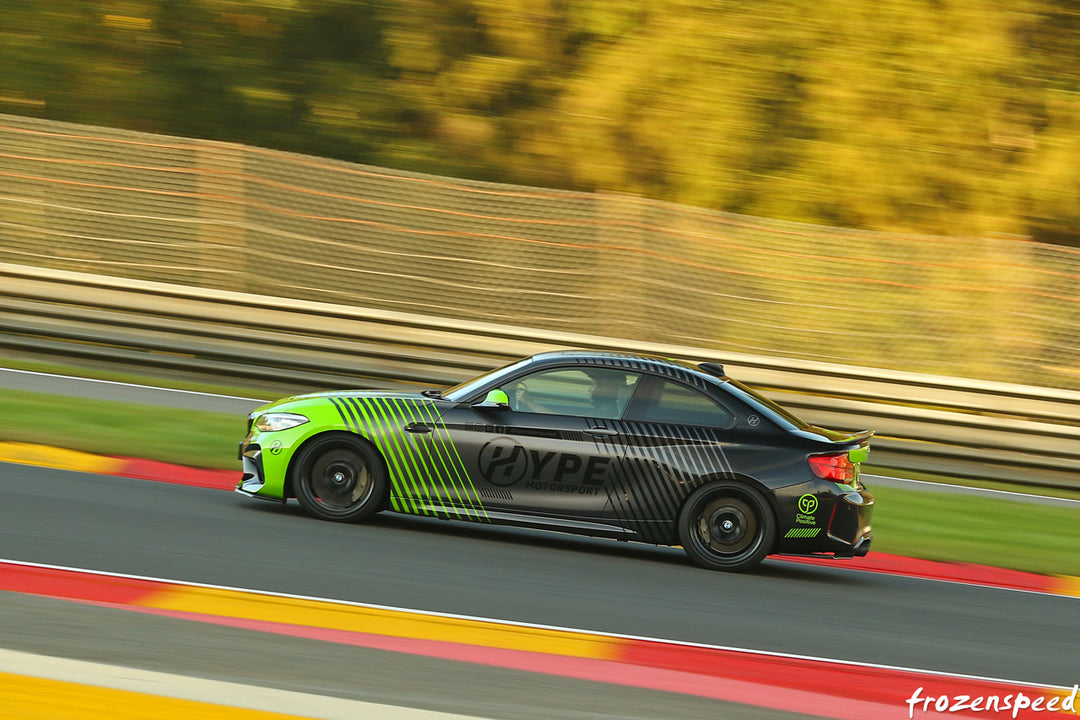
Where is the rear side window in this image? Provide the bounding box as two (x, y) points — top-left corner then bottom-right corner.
(626, 377), (735, 428)
(506, 367), (640, 419)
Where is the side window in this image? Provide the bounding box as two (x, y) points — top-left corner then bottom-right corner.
(627, 378), (735, 428)
(504, 368), (639, 419)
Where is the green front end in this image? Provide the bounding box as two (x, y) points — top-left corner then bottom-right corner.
(237, 396), (345, 500)
(236, 392), (486, 518)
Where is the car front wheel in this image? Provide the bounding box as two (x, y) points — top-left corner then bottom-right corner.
(292, 434), (387, 522)
(678, 482), (775, 571)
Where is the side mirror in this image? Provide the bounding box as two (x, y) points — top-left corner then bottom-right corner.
(473, 388), (510, 409)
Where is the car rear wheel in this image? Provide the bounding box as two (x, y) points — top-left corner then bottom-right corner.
(678, 482), (775, 572)
(293, 434), (387, 522)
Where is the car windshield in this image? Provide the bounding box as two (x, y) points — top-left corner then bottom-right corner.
(723, 379), (812, 431)
(443, 357), (534, 402)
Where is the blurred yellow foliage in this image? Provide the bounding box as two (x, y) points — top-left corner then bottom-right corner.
(1, 0), (1079, 244)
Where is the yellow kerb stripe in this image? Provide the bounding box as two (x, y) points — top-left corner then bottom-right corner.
(1050, 575), (1080, 598)
(137, 586), (623, 660)
(0, 672), (311, 720)
(0, 442), (124, 475)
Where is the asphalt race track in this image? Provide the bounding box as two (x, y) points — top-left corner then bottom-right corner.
(3, 370), (1079, 718)
(1, 463), (1077, 686)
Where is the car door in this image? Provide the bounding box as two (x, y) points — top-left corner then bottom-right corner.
(433, 366), (641, 519)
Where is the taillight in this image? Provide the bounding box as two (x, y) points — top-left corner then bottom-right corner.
(808, 453), (855, 483)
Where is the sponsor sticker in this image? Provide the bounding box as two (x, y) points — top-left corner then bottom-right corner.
(795, 493), (818, 526)
(479, 437), (529, 487)
(478, 438), (610, 489)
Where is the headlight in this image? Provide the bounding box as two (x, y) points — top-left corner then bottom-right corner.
(254, 412), (309, 432)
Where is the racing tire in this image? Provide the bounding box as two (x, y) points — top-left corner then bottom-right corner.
(292, 434), (388, 522)
(678, 482), (775, 572)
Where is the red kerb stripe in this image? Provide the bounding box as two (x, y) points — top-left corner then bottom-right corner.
(0, 564), (161, 604)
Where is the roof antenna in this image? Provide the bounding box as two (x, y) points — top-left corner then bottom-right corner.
(699, 362), (725, 377)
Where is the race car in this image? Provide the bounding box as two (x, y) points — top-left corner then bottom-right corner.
(236, 350), (874, 571)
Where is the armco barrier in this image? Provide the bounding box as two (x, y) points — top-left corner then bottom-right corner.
(2, 261), (1079, 490)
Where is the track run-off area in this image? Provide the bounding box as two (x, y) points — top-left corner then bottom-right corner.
(2, 370), (1079, 719)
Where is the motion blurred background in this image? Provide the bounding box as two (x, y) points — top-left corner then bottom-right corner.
(1, 0), (1079, 389)
(2, 9), (1080, 714)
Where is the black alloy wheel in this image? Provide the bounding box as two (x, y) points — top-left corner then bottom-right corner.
(678, 482), (775, 571)
(293, 434), (387, 522)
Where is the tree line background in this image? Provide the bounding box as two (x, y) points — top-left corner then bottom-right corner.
(3, 0), (1079, 245)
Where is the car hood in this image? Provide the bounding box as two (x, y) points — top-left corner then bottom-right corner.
(252, 390), (429, 414)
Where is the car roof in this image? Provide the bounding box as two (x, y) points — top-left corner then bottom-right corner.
(443, 349), (730, 404)
(528, 350), (714, 379)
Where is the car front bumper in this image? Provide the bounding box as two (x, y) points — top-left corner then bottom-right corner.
(234, 440), (285, 503)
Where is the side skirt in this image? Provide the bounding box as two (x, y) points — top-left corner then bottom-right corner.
(405, 502), (640, 541)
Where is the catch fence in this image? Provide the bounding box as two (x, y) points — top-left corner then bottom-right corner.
(1, 113), (1078, 390)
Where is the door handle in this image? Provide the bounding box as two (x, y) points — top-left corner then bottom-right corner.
(585, 427), (618, 437)
(405, 423), (433, 434)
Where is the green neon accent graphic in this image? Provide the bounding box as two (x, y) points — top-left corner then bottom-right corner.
(289, 394), (488, 520)
(393, 396), (477, 518)
(415, 401), (489, 520)
(848, 446), (870, 464)
(362, 398), (430, 515)
(332, 395), (489, 522)
(420, 405), (487, 517)
(478, 389), (509, 406)
(373, 397), (423, 515)
(784, 527), (822, 538)
(374, 397), (431, 513)
(386, 397), (451, 516)
(396, 399), (456, 506)
(409, 400), (465, 506)
(351, 398), (420, 515)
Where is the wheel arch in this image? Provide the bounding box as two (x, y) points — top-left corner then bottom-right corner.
(653, 474), (774, 545)
(684, 472), (778, 516)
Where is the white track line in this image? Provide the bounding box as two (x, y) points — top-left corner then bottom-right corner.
(0, 367), (268, 402)
(0, 648), (483, 720)
(864, 474), (1080, 506)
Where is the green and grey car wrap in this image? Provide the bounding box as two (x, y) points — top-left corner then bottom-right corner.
(238, 351), (872, 559)
(240, 392), (489, 520)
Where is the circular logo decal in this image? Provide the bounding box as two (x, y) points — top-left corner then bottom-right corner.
(269, 440), (284, 455)
(798, 494), (818, 514)
(747, 415), (760, 427)
(479, 437), (530, 487)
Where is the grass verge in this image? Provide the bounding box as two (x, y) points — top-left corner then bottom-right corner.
(867, 484), (1080, 576)
(4, 389), (240, 469)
